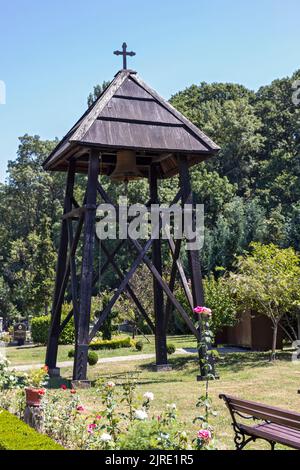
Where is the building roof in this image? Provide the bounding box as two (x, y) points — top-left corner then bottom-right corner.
(43, 69), (220, 178)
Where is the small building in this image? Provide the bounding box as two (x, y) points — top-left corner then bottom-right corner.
(216, 311), (284, 351)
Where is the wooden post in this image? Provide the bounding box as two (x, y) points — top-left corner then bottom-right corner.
(178, 155), (207, 379)
(149, 165), (169, 370)
(73, 149), (99, 381)
(46, 161), (75, 376)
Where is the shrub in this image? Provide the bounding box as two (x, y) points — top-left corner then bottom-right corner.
(31, 316), (49, 345)
(119, 420), (163, 450)
(135, 340), (144, 352)
(88, 351), (98, 366)
(68, 349), (75, 358)
(27, 366), (49, 388)
(90, 337), (132, 351)
(0, 353), (19, 390)
(167, 344), (176, 355)
(0, 408), (64, 450)
(0, 332), (11, 343)
(31, 310), (75, 345)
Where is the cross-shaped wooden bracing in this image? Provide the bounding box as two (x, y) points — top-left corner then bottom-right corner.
(45, 150), (207, 381)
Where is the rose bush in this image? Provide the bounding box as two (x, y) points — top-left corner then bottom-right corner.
(29, 372), (217, 450)
(0, 353), (20, 390)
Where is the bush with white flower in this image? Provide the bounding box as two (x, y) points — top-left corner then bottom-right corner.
(0, 352), (19, 390)
(134, 409), (148, 421)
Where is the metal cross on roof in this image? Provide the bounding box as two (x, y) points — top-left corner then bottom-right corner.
(114, 42), (136, 70)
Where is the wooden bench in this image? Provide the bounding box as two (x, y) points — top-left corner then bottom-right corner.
(219, 394), (300, 450)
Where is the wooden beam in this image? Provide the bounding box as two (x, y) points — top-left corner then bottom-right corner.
(59, 308), (74, 335)
(100, 241), (155, 332)
(62, 207), (85, 220)
(73, 149), (100, 380)
(60, 240), (127, 339)
(150, 165), (168, 366)
(164, 232), (194, 331)
(129, 237), (200, 339)
(164, 238), (182, 329)
(178, 156), (204, 307)
(178, 154), (207, 377)
(89, 184), (184, 341)
(67, 219), (79, 332)
(46, 160), (76, 371)
(89, 234), (157, 341)
(51, 214), (84, 325)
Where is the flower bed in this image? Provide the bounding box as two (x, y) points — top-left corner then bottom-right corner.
(0, 408), (64, 450)
(32, 377), (217, 450)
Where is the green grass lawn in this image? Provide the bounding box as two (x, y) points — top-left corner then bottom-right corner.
(5, 336), (300, 450)
(56, 351), (300, 450)
(5, 335), (197, 366)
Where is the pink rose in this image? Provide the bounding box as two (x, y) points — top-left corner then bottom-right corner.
(70, 389), (76, 394)
(197, 429), (212, 441)
(95, 415), (102, 420)
(60, 384), (67, 390)
(194, 306), (212, 316)
(106, 381), (115, 388)
(87, 423), (97, 434)
(76, 405), (85, 412)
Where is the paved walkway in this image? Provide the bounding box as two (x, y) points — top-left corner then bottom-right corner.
(9, 350), (187, 372)
(9, 346), (249, 372)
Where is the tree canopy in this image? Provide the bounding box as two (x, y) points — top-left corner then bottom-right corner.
(0, 69), (299, 322)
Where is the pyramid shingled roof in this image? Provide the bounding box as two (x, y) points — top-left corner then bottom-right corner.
(43, 70), (220, 178)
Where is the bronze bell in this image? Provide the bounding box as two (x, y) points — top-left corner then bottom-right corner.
(110, 150), (143, 182)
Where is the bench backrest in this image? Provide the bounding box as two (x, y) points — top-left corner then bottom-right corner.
(220, 394), (300, 430)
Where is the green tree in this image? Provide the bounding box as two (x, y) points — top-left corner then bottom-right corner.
(170, 82), (264, 195)
(203, 273), (238, 336)
(87, 81), (111, 107)
(230, 243), (300, 360)
(0, 277), (17, 322)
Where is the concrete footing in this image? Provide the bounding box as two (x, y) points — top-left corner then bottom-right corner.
(48, 367), (61, 378)
(71, 380), (92, 389)
(197, 374), (219, 382)
(155, 364), (172, 372)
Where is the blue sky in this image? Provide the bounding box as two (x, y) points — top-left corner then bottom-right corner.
(0, 0), (299, 181)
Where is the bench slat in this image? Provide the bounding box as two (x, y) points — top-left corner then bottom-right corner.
(232, 403), (300, 430)
(223, 395), (300, 421)
(239, 423), (300, 450)
(263, 423), (300, 439)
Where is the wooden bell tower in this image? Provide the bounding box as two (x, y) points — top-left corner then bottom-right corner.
(43, 48), (220, 381)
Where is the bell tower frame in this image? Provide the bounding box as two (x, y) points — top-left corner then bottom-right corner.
(43, 65), (220, 382)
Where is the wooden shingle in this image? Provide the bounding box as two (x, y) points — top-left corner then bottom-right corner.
(43, 70), (220, 178)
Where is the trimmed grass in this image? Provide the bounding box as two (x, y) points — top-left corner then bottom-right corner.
(5, 335), (197, 366)
(57, 351), (300, 450)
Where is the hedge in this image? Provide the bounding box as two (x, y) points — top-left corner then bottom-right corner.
(90, 336), (132, 350)
(31, 315), (75, 345)
(0, 408), (64, 450)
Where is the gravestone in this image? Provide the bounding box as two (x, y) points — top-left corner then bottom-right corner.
(13, 322), (26, 346)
